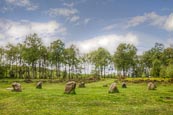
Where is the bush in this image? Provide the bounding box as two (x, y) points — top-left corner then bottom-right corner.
(166, 64), (173, 78)
(0, 66), (5, 78)
(150, 59), (161, 77)
(160, 65), (167, 77)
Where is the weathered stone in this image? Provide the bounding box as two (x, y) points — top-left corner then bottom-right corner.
(108, 83), (119, 93)
(24, 79), (33, 83)
(122, 82), (127, 88)
(78, 82), (85, 88)
(64, 81), (76, 94)
(148, 82), (156, 90)
(36, 81), (42, 89)
(12, 82), (22, 92)
(103, 84), (108, 87)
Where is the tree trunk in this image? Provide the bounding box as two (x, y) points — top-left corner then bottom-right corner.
(58, 62), (61, 77)
(38, 59), (41, 79)
(103, 66), (105, 78)
(68, 65), (71, 79)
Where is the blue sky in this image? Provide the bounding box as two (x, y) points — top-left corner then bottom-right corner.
(0, 0), (173, 54)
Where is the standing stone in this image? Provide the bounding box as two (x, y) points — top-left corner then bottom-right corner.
(103, 84), (108, 87)
(108, 83), (119, 93)
(122, 82), (127, 88)
(148, 82), (156, 90)
(64, 81), (76, 94)
(12, 82), (22, 92)
(78, 82), (85, 88)
(36, 81), (42, 89)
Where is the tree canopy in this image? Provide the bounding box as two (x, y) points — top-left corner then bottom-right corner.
(0, 34), (173, 79)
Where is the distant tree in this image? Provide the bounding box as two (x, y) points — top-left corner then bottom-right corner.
(63, 45), (79, 79)
(152, 43), (164, 58)
(22, 33), (43, 79)
(50, 40), (65, 78)
(0, 47), (4, 65)
(90, 47), (111, 77)
(0, 66), (5, 78)
(38, 45), (49, 78)
(80, 53), (91, 77)
(166, 64), (173, 78)
(5, 43), (19, 78)
(150, 59), (161, 77)
(141, 50), (153, 75)
(142, 43), (164, 77)
(15, 43), (25, 78)
(161, 47), (173, 66)
(160, 65), (167, 77)
(131, 55), (143, 77)
(113, 43), (137, 77)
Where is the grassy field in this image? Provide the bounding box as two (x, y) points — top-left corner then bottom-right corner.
(0, 79), (173, 115)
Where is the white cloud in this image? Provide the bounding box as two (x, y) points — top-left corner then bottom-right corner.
(47, 8), (78, 17)
(126, 12), (166, 28)
(103, 24), (117, 31)
(126, 12), (173, 32)
(5, 0), (38, 11)
(69, 33), (139, 54)
(69, 15), (80, 22)
(63, 2), (74, 7)
(47, 7), (81, 23)
(84, 18), (91, 25)
(0, 19), (66, 46)
(126, 15), (147, 28)
(164, 13), (173, 31)
(146, 12), (166, 26)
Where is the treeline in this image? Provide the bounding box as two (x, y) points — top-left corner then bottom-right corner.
(0, 33), (173, 79)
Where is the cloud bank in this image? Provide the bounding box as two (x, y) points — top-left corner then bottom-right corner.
(70, 33), (139, 54)
(126, 12), (173, 32)
(47, 7), (80, 23)
(0, 19), (66, 46)
(5, 0), (38, 11)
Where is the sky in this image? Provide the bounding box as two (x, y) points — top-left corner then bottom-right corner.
(0, 0), (173, 54)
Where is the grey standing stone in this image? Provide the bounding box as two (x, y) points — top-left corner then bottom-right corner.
(122, 82), (127, 88)
(108, 83), (119, 93)
(103, 84), (108, 87)
(78, 82), (85, 88)
(148, 82), (157, 90)
(36, 81), (42, 89)
(12, 82), (22, 92)
(64, 81), (76, 94)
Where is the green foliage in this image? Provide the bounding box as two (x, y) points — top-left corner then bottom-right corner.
(142, 50), (153, 68)
(63, 45), (80, 79)
(89, 47), (111, 77)
(50, 39), (65, 64)
(22, 33), (42, 65)
(142, 43), (164, 77)
(22, 33), (43, 79)
(80, 53), (91, 76)
(50, 39), (65, 77)
(150, 59), (161, 77)
(162, 47), (173, 66)
(159, 65), (167, 77)
(113, 43), (137, 76)
(152, 42), (164, 60)
(166, 64), (173, 78)
(142, 72), (146, 78)
(0, 33), (173, 79)
(0, 66), (5, 78)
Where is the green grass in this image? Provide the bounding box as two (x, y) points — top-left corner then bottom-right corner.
(0, 79), (173, 115)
